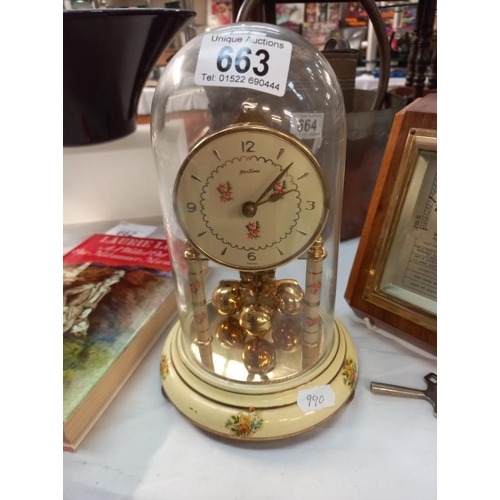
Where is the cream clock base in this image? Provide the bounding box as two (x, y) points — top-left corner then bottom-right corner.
(160, 319), (358, 440)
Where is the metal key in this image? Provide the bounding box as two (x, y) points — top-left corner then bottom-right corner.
(370, 372), (437, 417)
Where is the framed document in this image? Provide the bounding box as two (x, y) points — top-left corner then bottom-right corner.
(345, 94), (437, 349)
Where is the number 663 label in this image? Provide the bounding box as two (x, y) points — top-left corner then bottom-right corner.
(195, 33), (292, 97)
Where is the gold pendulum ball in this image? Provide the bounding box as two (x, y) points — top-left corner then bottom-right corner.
(273, 280), (304, 316)
(242, 337), (276, 376)
(239, 302), (274, 337)
(212, 280), (244, 316)
(271, 318), (303, 351)
(215, 317), (247, 348)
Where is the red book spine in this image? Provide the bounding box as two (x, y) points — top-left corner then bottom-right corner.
(63, 234), (171, 272)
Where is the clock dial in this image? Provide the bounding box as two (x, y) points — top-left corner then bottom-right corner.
(174, 124), (329, 270)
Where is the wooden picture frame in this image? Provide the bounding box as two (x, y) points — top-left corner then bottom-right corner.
(345, 93), (437, 350)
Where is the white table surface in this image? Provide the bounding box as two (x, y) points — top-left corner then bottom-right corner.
(63, 218), (437, 500)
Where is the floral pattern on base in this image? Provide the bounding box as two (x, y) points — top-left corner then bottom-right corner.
(160, 354), (169, 381)
(342, 357), (357, 387)
(225, 410), (263, 438)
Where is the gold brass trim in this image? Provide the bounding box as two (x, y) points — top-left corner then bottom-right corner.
(173, 123), (330, 271)
(363, 128), (437, 331)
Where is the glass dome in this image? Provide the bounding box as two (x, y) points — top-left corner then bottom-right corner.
(152, 22), (355, 439)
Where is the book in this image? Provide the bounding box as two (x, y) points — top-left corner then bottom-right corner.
(63, 233), (177, 451)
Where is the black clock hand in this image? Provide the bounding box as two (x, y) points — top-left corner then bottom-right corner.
(254, 163), (293, 206)
(256, 189), (297, 206)
(242, 163), (293, 218)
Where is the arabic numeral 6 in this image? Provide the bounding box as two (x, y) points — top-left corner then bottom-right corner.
(235, 47), (251, 73)
(216, 46), (233, 72)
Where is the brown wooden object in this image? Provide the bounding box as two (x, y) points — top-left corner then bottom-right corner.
(345, 93), (437, 350)
(427, 43), (437, 90)
(404, 0), (437, 99)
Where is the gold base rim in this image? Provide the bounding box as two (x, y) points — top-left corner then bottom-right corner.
(160, 319), (358, 440)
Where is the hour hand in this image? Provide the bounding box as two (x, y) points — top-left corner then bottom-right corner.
(254, 163), (293, 206)
(242, 164), (293, 217)
(258, 189), (296, 205)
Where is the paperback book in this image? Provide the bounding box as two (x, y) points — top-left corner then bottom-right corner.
(63, 233), (176, 451)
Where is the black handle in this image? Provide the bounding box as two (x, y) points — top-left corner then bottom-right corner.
(235, 0), (390, 110)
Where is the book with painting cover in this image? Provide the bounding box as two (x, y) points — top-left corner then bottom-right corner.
(63, 233), (177, 451)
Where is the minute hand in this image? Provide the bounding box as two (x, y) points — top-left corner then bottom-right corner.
(254, 163), (293, 206)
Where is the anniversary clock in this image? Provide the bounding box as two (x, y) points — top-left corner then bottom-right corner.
(151, 22), (358, 439)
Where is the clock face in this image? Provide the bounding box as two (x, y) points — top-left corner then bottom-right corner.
(174, 124), (329, 270)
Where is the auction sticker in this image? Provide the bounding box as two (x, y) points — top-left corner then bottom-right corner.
(297, 385), (336, 414)
(291, 112), (324, 140)
(195, 33), (292, 97)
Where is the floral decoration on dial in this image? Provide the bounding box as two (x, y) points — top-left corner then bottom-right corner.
(174, 124), (329, 270)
